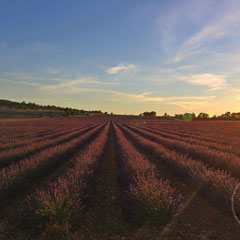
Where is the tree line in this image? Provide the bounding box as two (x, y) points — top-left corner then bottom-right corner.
(0, 99), (105, 117)
(139, 111), (240, 120)
(1, 99), (239, 120)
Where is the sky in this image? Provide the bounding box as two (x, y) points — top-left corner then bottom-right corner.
(0, 0), (240, 116)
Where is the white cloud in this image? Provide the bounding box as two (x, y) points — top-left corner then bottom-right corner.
(181, 73), (228, 90)
(48, 69), (59, 74)
(105, 64), (140, 75)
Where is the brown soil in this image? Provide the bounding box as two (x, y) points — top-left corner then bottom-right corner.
(74, 124), (129, 240)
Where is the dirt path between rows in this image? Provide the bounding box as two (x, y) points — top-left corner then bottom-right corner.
(75, 123), (129, 240)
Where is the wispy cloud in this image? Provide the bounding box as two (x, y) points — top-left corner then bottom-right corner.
(79, 59), (106, 69)
(48, 69), (59, 74)
(181, 73), (228, 91)
(38, 80), (215, 108)
(177, 65), (196, 70)
(173, 5), (240, 62)
(167, 100), (215, 110)
(1, 72), (63, 81)
(30, 42), (53, 52)
(114, 92), (215, 103)
(105, 90), (216, 111)
(106, 64), (140, 75)
(1, 73), (120, 91)
(0, 78), (42, 87)
(40, 78), (120, 91)
(156, 0), (212, 52)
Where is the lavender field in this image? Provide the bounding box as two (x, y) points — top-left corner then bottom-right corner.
(1, 117), (240, 240)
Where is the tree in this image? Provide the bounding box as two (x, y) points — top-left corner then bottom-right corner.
(225, 112), (231, 118)
(64, 109), (71, 117)
(142, 111), (156, 116)
(197, 112), (209, 119)
(232, 112), (240, 118)
(175, 114), (183, 119)
(183, 113), (195, 121)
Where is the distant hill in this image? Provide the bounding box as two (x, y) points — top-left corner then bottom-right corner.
(0, 99), (73, 111)
(0, 99), (105, 118)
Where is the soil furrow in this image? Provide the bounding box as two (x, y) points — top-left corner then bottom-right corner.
(76, 123), (128, 240)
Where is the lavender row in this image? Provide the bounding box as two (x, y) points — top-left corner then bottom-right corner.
(0, 125), (88, 152)
(134, 124), (240, 157)
(123, 123), (240, 178)
(118, 123), (240, 214)
(128, 119), (240, 145)
(113, 123), (183, 224)
(27, 122), (110, 227)
(158, 121), (240, 139)
(0, 120), (100, 146)
(138, 123), (239, 148)
(0, 122), (102, 168)
(0, 118), (101, 144)
(0, 121), (63, 143)
(0, 122), (106, 201)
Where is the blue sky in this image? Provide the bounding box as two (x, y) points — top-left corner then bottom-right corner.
(0, 0), (240, 115)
